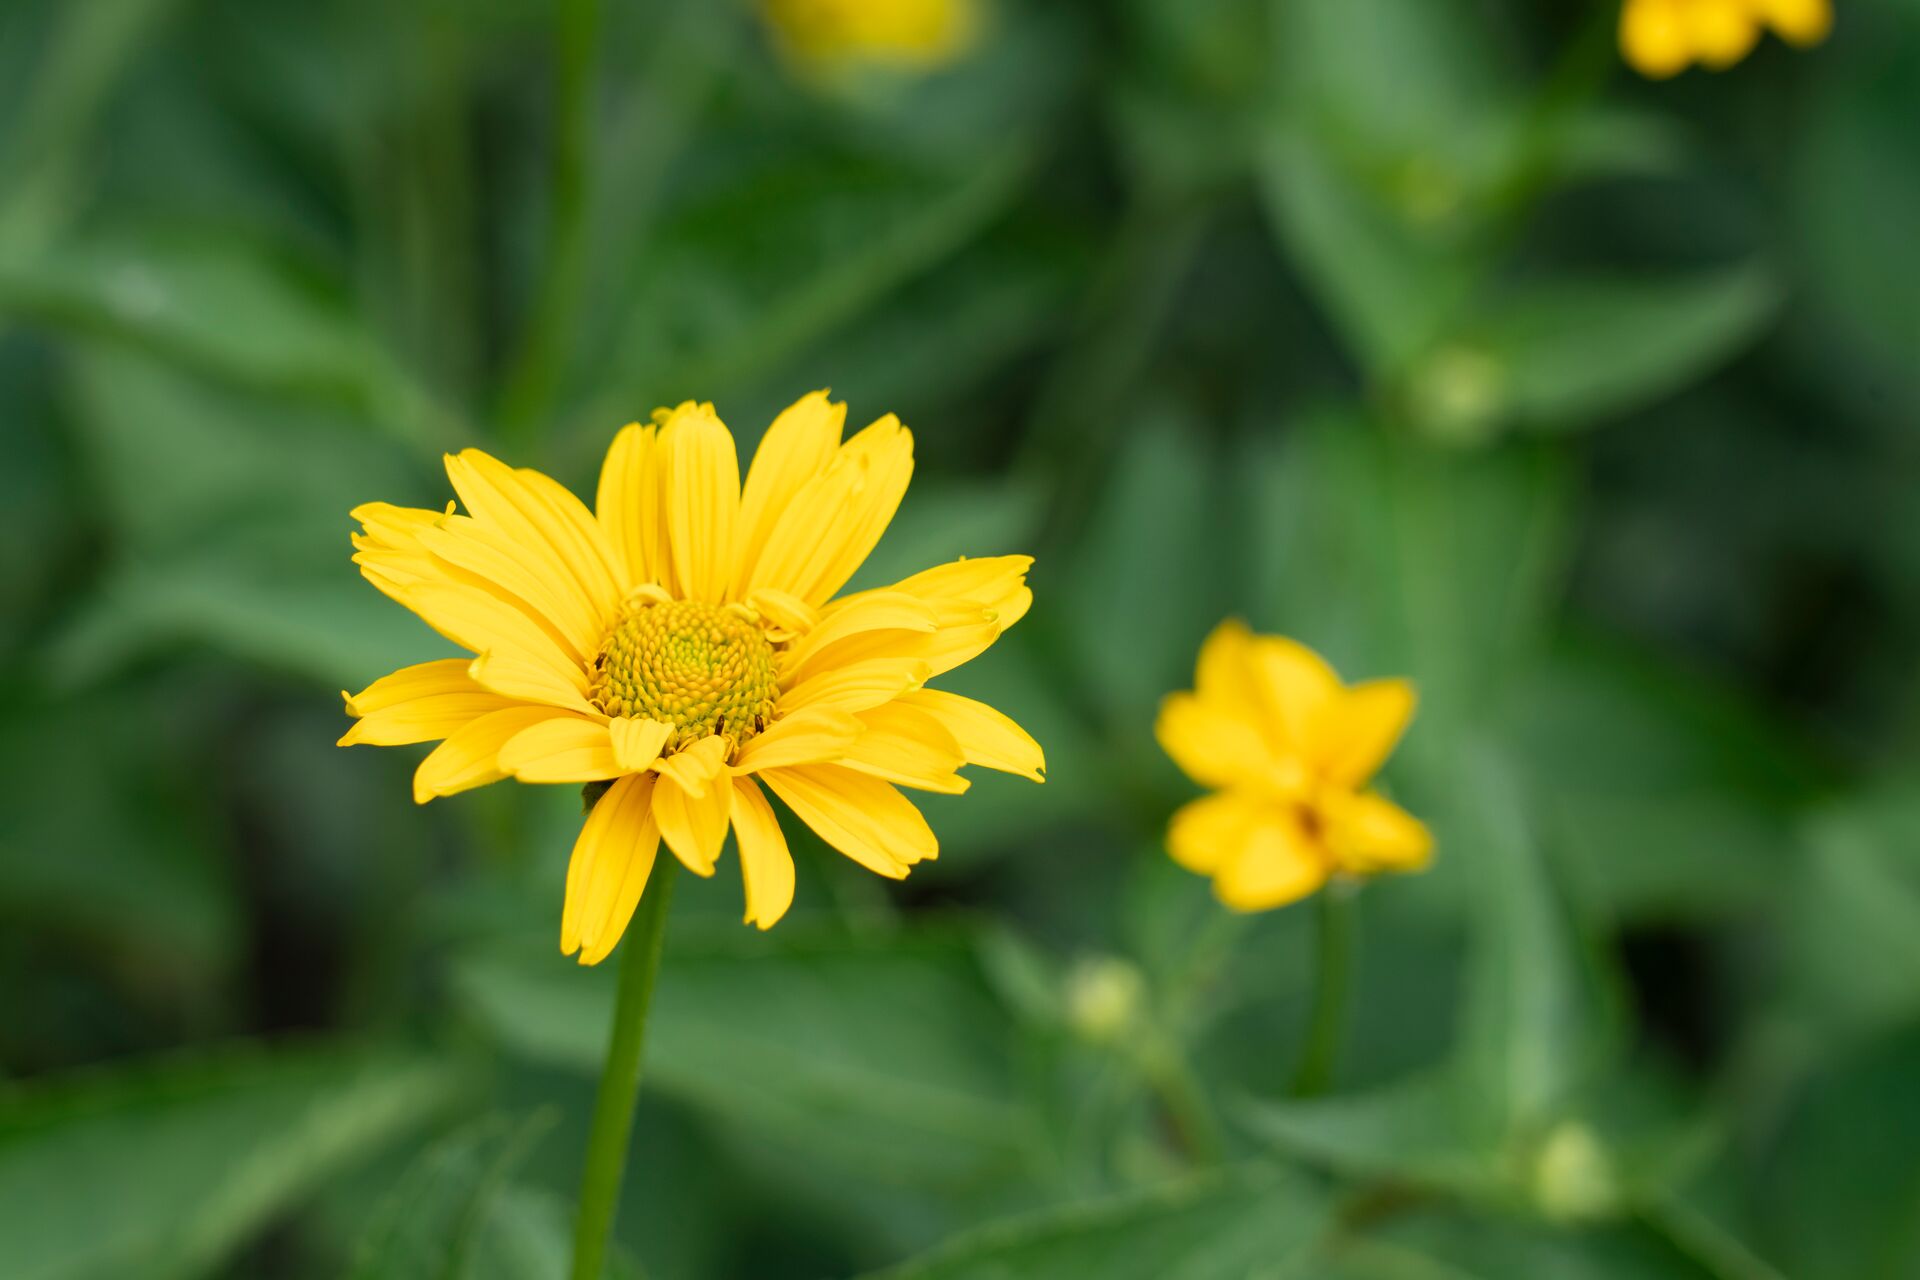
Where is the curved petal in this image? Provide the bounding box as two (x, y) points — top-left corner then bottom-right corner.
(758, 763), (935, 879)
(413, 705), (573, 803)
(562, 772), (660, 965)
(1246, 635), (1342, 757)
(610, 717), (672, 773)
(730, 776), (795, 930)
(899, 689), (1044, 782)
(1166, 789), (1269, 876)
(650, 735), (731, 874)
(745, 416), (914, 606)
(779, 658), (930, 716)
(1322, 790), (1434, 875)
(1214, 811), (1328, 912)
(840, 700), (970, 794)
(732, 707), (862, 773)
(1684, 0), (1759, 68)
(735, 391), (846, 595)
(339, 659), (520, 747)
(1317, 678), (1417, 788)
(467, 647), (597, 715)
(375, 578), (589, 706)
(825, 555), (1033, 628)
(595, 422), (666, 591)
(1155, 692), (1272, 790)
(444, 449), (622, 618)
(657, 403), (740, 604)
(1619, 0), (1691, 78)
(779, 591), (937, 674)
(418, 516), (603, 661)
(498, 715), (621, 783)
(1755, 0), (1831, 45)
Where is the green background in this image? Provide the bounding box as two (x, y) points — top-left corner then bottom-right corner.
(3, 0), (1918, 1276)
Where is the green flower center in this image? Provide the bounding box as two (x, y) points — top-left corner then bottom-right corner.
(589, 599), (778, 754)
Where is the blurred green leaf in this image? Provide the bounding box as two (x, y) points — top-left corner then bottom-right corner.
(862, 1164), (1330, 1280)
(1245, 415), (1571, 741)
(1507, 635), (1816, 924)
(452, 923), (1034, 1186)
(1335, 1202), (1717, 1280)
(351, 1111), (614, 1280)
(1754, 1021), (1920, 1280)
(0, 1043), (473, 1280)
(1445, 265), (1782, 437)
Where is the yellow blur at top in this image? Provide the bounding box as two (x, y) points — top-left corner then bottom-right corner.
(761, 0), (978, 72)
(1620, 0), (1832, 79)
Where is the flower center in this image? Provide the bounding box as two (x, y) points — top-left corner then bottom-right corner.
(589, 599), (778, 755)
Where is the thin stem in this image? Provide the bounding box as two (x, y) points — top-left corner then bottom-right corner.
(1290, 881), (1357, 1097)
(1137, 1033), (1225, 1166)
(568, 857), (677, 1280)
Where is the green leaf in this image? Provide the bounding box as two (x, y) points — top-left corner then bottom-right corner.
(1334, 1202), (1719, 1280)
(1451, 266), (1782, 435)
(1506, 634), (1817, 924)
(0, 1043), (474, 1280)
(1753, 1021), (1920, 1280)
(860, 1164), (1331, 1280)
(0, 225), (389, 408)
(351, 1112), (588, 1280)
(451, 924), (1033, 1186)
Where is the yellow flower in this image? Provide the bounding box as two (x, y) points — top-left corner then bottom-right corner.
(1156, 621), (1431, 912)
(341, 395), (1043, 962)
(760, 0), (978, 72)
(1619, 0), (1831, 78)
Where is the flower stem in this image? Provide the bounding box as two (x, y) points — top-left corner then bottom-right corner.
(569, 857), (677, 1280)
(1289, 881), (1356, 1097)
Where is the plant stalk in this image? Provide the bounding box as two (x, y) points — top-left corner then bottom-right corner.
(568, 857), (677, 1280)
(1290, 881), (1356, 1097)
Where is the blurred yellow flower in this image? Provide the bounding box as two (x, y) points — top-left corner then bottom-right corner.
(341, 394), (1042, 962)
(1156, 621), (1431, 912)
(760, 0), (978, 71)
(1620, 0), (1831, 78)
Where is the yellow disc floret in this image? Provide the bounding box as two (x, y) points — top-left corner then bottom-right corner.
(590, 599), (778, 755)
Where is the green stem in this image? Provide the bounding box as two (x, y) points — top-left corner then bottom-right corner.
(1290, 882), (1356, 1097)
(568, 857), (677, 1280)
(1139, 1034), (1226, 1166)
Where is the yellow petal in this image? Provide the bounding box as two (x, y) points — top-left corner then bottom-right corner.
(827, 555), (1034, 628)
(1620, 0), (1693, 77)
(1685, 0), (1760, 68)
(732, 707), (863, 773)
(444, 449), (622, 618)
(1194, 618), (1261, 710)
(657, 402), (740, 605)
(1754, 0), (1831, 44)
(1322, 790), (1434, 875)
(1214, 811), (1329, 912)
(899, 688), (1045, 782)
(730, 776), (794, 930)
(780, 658), (931, 716)
(779, 591), (938, 675)
(610, 717), (672, 773)
(417, 516), (603, 661)
(735, 391), (846, 595)
(413, 705), (570, 803)
(745, 416), (914, 606)
(375, 577), (589, 706)
(1166, 790), (1269, 876)
(595, 423), (666, 591)
(746, 587), (818, 638)
(758, 763), (935, 879)
(840, 700), (970, 794)
(650, 733), (730, 799)
(562, 772), (660, 965)
(787, 609), (1002, 684)
(498, 715), (622, 783)
(467, 647), (597, 715)
(650, 735), (731, 874)
(1155, 692), (1272, 790)
(339, 659), (520, 746)
(1316, 678), (1417, 788)
(1246, 635), (1342, 756)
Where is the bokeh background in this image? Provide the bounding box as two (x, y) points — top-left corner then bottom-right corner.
(3, 0), (1918, 1276)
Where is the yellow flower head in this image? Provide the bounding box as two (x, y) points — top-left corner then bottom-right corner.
(341, 394), (1043, 962)
(1619, 0), (1832, 79)
(760, 0), (978, 72)
(1156, 621), (1431, 912)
